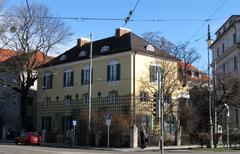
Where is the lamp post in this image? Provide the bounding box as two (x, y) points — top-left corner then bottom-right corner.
(207, 24), (214, 148)
(224, 103), (230, 149)
(87, 33), (93, 145)
(157, 67), (164, 154)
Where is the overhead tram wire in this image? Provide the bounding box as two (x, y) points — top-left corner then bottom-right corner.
(187, 0), (230, 43)
(122, 0), (141, 27)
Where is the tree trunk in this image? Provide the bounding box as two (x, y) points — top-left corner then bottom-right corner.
(20, 91), (28, 130)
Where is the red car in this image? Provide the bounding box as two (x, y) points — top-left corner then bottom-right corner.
(15, 132), (42, 145)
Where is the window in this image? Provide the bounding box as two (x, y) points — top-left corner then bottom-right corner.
(79, 51), (87, 57)
(164, 93), (172, 104)
(222, 43), (225, 52)
(44, 97), (51, 107)
(149, 65), (161, 82)
(233, 33), (236, 44)
(109, 90), (118, 103)
(83, 93), (89, 105)
(146, 45), (155, 52)
(63, 70), (74, 87)
(81, 66), (90, 85)
(60, 55), (66, 61)
(62, 116), (73, 132)
(100, 46), (110, 53)
(42, 116), (51, 132)
(140, 91), (149, 102)
(64, 95), (72, 106)
(43, 73), (53, 89)
(217, 48), (220, 57)
(107, 62), (120, 82)
(222, 64), (225, 73)
(234, 56), (238, 71)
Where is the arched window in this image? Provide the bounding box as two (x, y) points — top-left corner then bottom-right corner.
(60, 55), (66, 61)
(146, 45), (155, 52)
(79, 51), (87, 57)
(100, 46), (110, 53)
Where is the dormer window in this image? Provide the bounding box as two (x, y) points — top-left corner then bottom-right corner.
(79, 51), (87, 57)
(146, 45), (155, 52)
(101, 46), (110, 53)
(60, 55), (66, 61)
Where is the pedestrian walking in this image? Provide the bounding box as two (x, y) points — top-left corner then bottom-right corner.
(140, 127), (146, 149)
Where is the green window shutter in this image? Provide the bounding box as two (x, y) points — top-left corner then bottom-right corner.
(49, 74), (53, 89)
(63, 72), (66, 87)
(150, 65), (153, 82)
(71, 71), (74, 86)
(107, 65), (110, 81)
(117, 64), (120, 80)
(81, 70), (84, 85)
(43, 76), (46, 89)
(91, 68), (93, 83)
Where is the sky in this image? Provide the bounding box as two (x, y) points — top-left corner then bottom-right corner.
(3, 0), (240, 71)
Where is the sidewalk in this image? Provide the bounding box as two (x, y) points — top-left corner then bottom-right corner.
(40, 142), (201, 152)
(0, 140), (201, 152)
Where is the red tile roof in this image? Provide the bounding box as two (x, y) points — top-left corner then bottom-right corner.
(0, 48), (16, 62)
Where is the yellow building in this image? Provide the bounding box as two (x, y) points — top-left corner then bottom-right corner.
(36, 28), (182, 145)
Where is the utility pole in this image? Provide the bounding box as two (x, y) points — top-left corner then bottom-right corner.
(207, 24), (214, 148)
(157, 67), (164, 154)
(87, 33), (93, 145)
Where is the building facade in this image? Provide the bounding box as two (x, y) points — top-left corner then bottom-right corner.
(37, 28), (186, 146)
(210, 15), (240, 134)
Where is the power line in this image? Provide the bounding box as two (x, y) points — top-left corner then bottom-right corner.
(187, 0), (230, 43)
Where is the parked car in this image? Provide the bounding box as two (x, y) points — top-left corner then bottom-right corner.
(15, 132), (42, 145)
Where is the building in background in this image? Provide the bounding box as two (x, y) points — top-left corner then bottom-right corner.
(210, 15), (240, 136)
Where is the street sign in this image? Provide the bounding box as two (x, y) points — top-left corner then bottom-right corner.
(106, 113), (111, 126)
(72, 120), (77, 126)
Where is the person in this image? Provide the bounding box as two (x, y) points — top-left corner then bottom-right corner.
(140, 127), (146, 149)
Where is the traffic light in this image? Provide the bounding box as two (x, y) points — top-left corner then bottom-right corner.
(152, 93), (158, 117)
(152, 92), (160, 118)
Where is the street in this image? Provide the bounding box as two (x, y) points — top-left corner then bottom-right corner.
(0, 145), (239, 154)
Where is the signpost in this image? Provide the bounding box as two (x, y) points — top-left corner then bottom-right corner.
(106, 113), (111, 147)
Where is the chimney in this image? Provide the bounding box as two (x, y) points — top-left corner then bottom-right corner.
(77, 38), (90, 47)
(115, 27), (131, 37)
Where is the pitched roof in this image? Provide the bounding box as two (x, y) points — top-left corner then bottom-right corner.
(1, 51), (54, 70)
(42, 30), (179, 67)
(0, 48), (16, 62)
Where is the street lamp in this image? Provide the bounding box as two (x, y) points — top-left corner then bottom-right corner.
(207, 24), (214, 148)
(224, 103), (230, 149)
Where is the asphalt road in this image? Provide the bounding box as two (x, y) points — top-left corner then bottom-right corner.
(0, 144), (239, 154)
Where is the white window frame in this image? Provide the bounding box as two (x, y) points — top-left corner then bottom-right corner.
(44, 97), (51, 107)
(44, 73), (52, 89)
(140, 91), (149, 102)
(64, 69), (73, 87)
(109, 90), (118, 103)
(108, 60), (119, 81)
(150, 64), (161, 83)
(146, 44), (155, 52)
(100, 46), (110, 53)
(79, 51), (87, 57)
(60, 55), (66, 61)
(83, 93), (89, 105)
(64, 95), (72, 106)
(82, 65), (90, 85)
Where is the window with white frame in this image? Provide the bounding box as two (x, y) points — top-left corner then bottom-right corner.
(43, 73), (53, 89)
(83, 93), (89, 105)
(149, 65), (161, 82)
(81, 65), (90, 85)
(107, 61), (120, 82)
(100, 46), (110, 53)
(79, 51), (87, 57)
(146, 44), (155, 52)
(64, 69), (74, 87)
(44, 97), (51, 107)
(60, 55), (66, 61)
(140, 91), (149, 102)
(109, 90), (118, 103)
(64, 95), (72, 106)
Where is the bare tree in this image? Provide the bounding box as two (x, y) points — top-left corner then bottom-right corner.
(0, 2), (72, 129)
